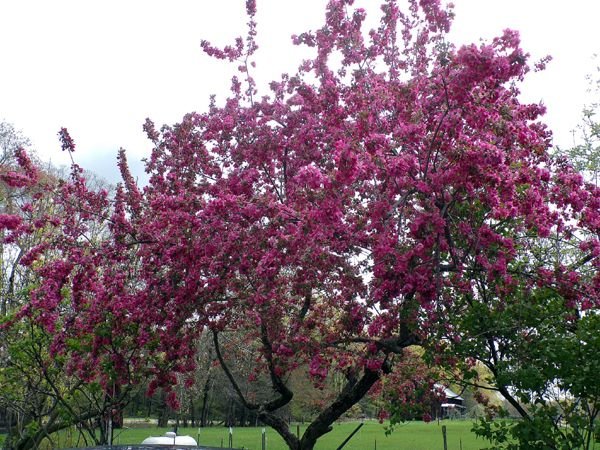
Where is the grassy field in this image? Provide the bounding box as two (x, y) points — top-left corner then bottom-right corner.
(0, 420), (489, 449)
(100, 420), (484, 450)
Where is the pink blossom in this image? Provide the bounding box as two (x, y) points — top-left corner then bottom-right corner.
(0, 214), (22, 230)
(58, 127), (76, 152)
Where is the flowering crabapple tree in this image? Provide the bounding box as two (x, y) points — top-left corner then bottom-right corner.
(13, 1), (600, 450)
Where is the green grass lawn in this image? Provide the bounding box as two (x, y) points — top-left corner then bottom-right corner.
(101, 420), (484, 450)
(0, 420), (488, 449)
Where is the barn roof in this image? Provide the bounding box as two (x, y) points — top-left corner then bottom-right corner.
(435, 384), (464, 401)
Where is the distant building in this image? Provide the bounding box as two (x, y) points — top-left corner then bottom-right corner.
(434, 384), (466, 419)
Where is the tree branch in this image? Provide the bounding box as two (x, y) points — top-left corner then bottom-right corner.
(260, 321), (294, 411)
(212, 330), (258, 410)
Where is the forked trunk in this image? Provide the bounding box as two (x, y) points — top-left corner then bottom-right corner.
(260, 367), (381, 450)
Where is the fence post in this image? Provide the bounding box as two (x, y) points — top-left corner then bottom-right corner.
(229, 426), (233, 448)
(262, 427), (266, 450)
(442, 425), (448, 450)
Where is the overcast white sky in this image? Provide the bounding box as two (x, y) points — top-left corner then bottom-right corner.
(1, 0), (599, 184)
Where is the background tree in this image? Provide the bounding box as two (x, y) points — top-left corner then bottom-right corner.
(0, 123), (137, 449)
(564, 58), (600, 185)
(0, 120), (36, 317)
(0, 318), (141, 450)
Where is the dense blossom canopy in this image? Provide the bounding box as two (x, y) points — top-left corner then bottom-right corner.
(6, 1), (599, 449)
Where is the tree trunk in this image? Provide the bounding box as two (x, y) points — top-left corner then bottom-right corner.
(157, 390), (170, 427)
(299, 368), (380, 450)
(199, 374), (212, 427)
(226, 397), (234, 427)
(189, 398), (196, 427)
(239, 403), (247, 426)
(146, 395), (152, 418)
(258, 412), (300, 450)
(106, 383), (124, 429)
(255, 368), (382, 450)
